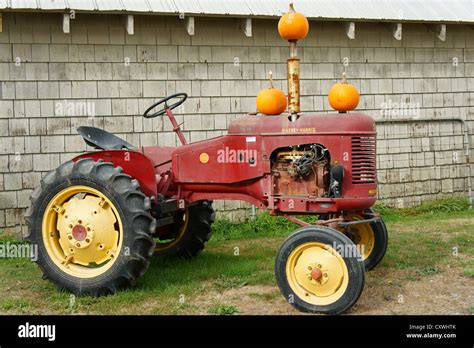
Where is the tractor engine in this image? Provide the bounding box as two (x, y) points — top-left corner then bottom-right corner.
(271, 144), (330, 198)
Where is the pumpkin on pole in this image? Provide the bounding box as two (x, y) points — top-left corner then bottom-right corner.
(278, 3), (309, 121)
(278, 3), (309, 41)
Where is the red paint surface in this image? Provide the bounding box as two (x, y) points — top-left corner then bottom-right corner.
(73, 150), (158, 198)
(73, 112), (377, 215)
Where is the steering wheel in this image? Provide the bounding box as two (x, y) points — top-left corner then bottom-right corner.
(143, 93), (188, 118)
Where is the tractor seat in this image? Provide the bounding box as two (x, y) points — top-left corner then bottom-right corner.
(77, 126), (136, 150)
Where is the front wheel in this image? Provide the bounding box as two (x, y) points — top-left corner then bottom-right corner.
(339, 210), (388, 271)
(275, 226), (365, 314)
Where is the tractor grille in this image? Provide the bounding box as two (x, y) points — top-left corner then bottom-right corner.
(351, 136), (376, 184)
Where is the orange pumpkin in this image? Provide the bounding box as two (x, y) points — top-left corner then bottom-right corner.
(256, 71), (287, 115)
(278, 3), (309, 41)
(328, 72), (360, 112)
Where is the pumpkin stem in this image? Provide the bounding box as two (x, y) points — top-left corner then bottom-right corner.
(269, 70), (275, 89)
(342, 71), (347, 84)
(289, 3), (295, 13)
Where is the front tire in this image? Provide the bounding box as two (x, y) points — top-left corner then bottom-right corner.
(25, 158), (156, 296)
(341, 210), (388, 271)
(275, 226), (365, 314)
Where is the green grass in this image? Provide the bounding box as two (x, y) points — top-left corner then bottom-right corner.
(463, 268), (474, 278)
(213, 275), (248, 291)
(468, 305), (474, 314)
(416, 266), (441, 276)
(0, 298), (32, 311)
(211, 213), (295, 242)
(208, 302), (240, 315)
(0, 197), (472, 314)
(373, 196), (472, 222)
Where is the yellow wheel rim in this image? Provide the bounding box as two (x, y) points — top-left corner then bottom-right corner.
(286, 242), (349, 306)
(339, 219), (375, 260)
(154, 208), (189, 252)
(42, 185), (123, 278)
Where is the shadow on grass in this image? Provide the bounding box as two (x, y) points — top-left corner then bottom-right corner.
(139, 250), (267, 293)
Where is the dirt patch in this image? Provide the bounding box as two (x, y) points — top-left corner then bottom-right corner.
(192, 267), (473, 315)
(193, 284), (300, 315)
(355, 267), (473, 315)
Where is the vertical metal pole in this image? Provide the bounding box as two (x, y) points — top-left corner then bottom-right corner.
(288, 40), (300, 122)
(461, 120), (473, 209)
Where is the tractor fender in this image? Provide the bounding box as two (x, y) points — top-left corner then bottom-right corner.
(73, 150), (157, 198)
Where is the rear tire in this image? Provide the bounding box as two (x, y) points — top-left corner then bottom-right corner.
(25, 158), (156, 296)
(154, 201), (215, 259)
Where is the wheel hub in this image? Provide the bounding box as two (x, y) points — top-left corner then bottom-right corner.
(289, 243), (348, 300)
(72, 224), (87, 242)
(310, 267), (322, 281)
(56, 193), (119, 267)
(67, 220), (94, 249)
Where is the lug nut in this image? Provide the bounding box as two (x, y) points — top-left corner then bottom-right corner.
(76, 243), (81, 248)
(68, 235), (73, 240)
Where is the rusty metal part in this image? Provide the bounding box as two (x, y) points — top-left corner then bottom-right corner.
(287, 57), (300, 115)
(337, 217), (380, 227)
(315, 217), (343, 226)
(282, 215), (344, 227)
(281, 214), (380, 232)
(282, 214), (311, 226)
(276, 150), (305, 160)
(272, 151), (328, 197)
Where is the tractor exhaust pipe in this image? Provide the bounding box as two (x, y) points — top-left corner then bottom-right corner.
(288, 41), (300, 122)
(279, 3), (308, 121)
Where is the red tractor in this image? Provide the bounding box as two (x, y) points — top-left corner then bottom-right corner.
(25, 5), (388, 314)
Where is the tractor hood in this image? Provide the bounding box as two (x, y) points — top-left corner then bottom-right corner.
(228, 113), (376, 135)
